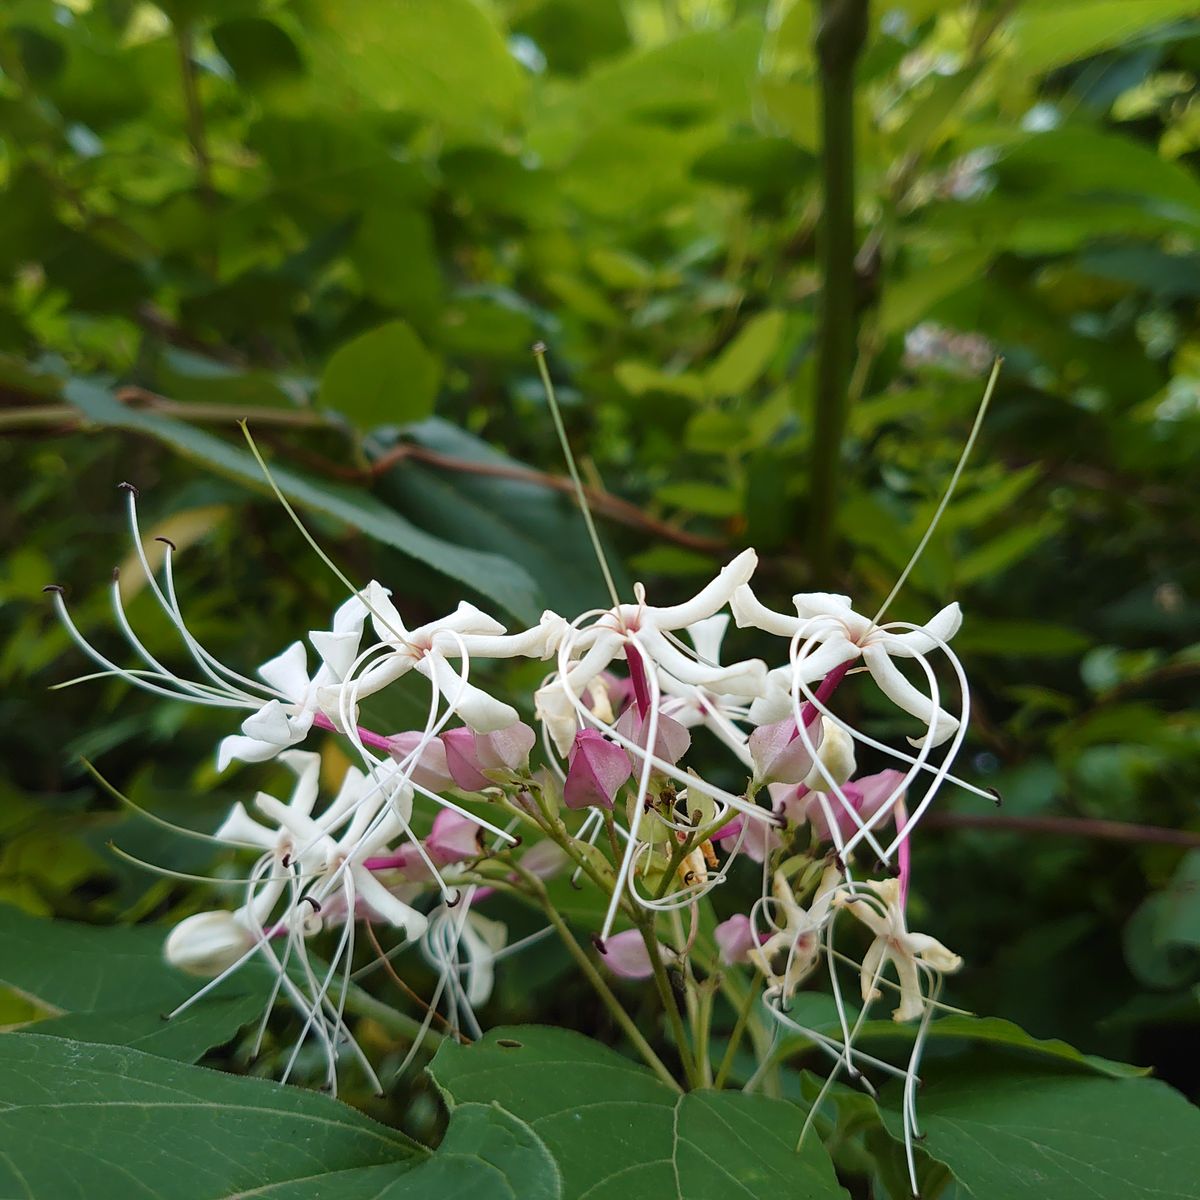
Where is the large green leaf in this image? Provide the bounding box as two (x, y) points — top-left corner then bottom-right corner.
(64, 380), (543, 621)
(0, 905), (260, 1062)
(1009, 1), (1199, 77)
(0, 1033), (424, 1198)
(269, 1104), (561, 1199)
(374, 418), (630, 616)
(304, 0), (525, 131)
(429, 1025), (849, 1200)
(318, 319), (442, 427)
(883, 1062), (1200, 1199)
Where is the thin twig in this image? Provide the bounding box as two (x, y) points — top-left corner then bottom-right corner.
(923, 811), (1200, 849)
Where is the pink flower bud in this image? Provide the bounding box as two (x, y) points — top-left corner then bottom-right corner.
(564, 728), (632, 810)
(601, 928), (666, 979)
(441, 722), (535, 792)
(806, 769), (906, 843)
(614, 705), (691, 767)
(475, 722), (535, 773)
(748, 716), (824, 786)
(386, 731), (454, 792)
(715, 914), (765, 965)
(441, 727), (492, 791)
(426, 809), (484, 865)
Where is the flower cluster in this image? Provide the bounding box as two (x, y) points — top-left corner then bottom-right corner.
(51, 483), (981, 1186)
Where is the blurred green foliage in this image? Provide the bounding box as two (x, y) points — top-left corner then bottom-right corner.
(2, 0), (1200, 1181)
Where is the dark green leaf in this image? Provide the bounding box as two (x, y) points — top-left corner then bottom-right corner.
(64, 381), (543, 621)
(0, 1033), (424, 1198)
(429, 1025), (849, 1199)
(319, 320), (442, 427)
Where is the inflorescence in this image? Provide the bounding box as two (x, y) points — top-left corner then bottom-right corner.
(49, 476), (992, 1193)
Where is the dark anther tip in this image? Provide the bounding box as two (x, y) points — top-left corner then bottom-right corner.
(986, 786), (1003, 808)
(510, 835), (523, 848)
(373, 1088), (387, 1099)
(117, 481), (140, 497)
(280, 853), (291, 868)
(300, 896), (321, 912)
(43, 584), (65, 595)
(832, 854), (847, 873)
(531, 340), (547, 355)
(445, 889), (462, 908)
(159, 1012), (172, 1022)
(112, 567), (120, 582)
(569, 877), (583, 891)
(590, 932), (608, 955)
(155, 536), (177, 551)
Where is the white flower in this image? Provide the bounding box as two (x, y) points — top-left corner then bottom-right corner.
(835, 878), (962, 1021)
(537, 551), (768, 756)
(732, 586), (963, 746)
(343, 584), (567, 734)
(217, 591), (377, 770)
(748, 866), (841, 1003)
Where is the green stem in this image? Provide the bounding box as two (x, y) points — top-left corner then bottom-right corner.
(174, 21), (215, 204)
(809, 0), (868, 579)
(506, 865), (681, 1092)
(637, 913), (700, 1090)
(713, 978), (759, 1090)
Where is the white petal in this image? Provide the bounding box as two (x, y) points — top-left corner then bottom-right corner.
(417, 652), (519, 733)
(877, 602), (962, 657)
(215, 801), (275, 847)
(352, 652), (416, 701)
(241, 699), (295, 746)
(165, 911), (253, 976)
(792, 592), (854, 619)
(730, 583), (801, 635)
(217, 733), (281, 771)
(309, 630), (362, 682)
(535, 681), (582, 757)
(256, 642), (310, 701)
(433, 618), (561, 661)
(862, 644), (959, 746)
(364, 580), (408, 644)
(643, 549), (758, 629)
(793, 633), (860, 683)
(412, 601), (506, 642)
(278, 749), (322, 816)
(330, 591), (371, 635)
(685, 614), (729, 665)
(354, 868), (428, 938)
(637, 624), (767, 696)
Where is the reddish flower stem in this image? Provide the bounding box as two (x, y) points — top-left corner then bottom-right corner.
(312, 710), (393, 752)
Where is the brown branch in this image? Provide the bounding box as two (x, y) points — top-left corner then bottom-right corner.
(2, 385), (724, 553)
(359, 442), (725, 554)
(923, 810), (1200, 849)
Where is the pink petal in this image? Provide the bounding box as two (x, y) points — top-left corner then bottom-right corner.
(475, 722), (536, 773)
(748, 716), (824, 786)
(441, 727), (491, 792)
(427, 810), (483, 865)
(601, 929), (662, 979)
(715, 914), (763, 965)
(564, 729), (632, 810)
(614, 705), (691, 766)
(386, 731), (455, 792)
